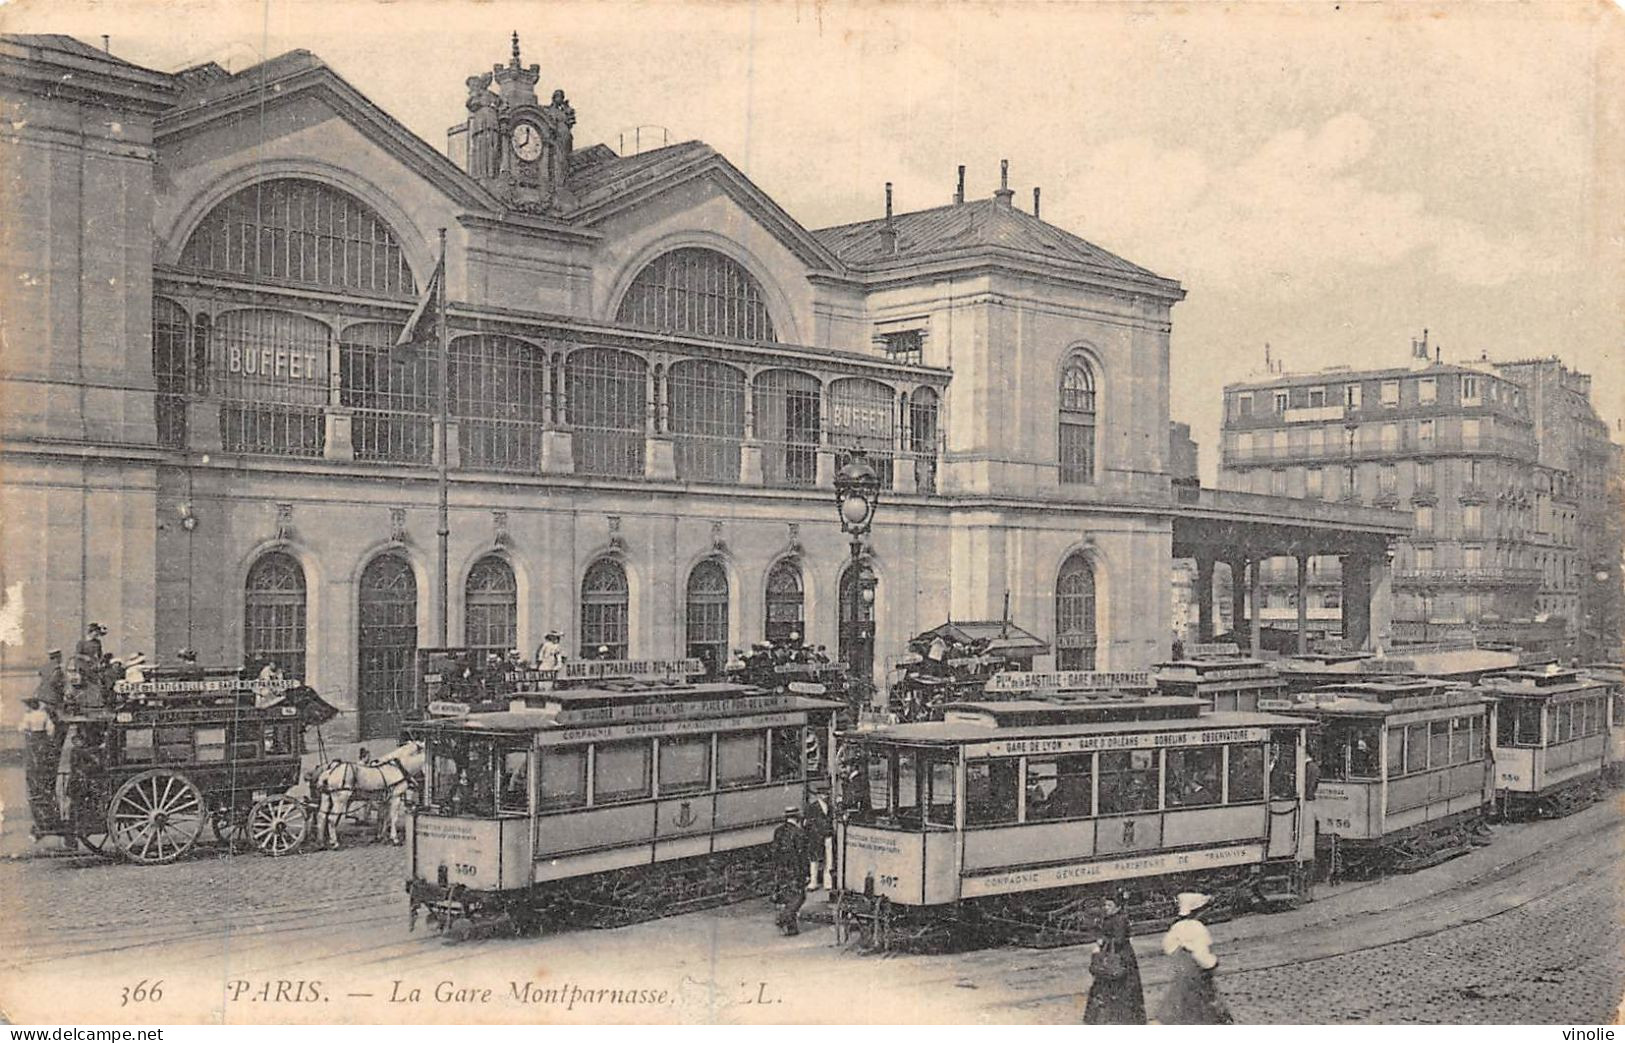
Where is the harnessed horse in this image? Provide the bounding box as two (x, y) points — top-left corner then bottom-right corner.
(310, 739), (425, 848)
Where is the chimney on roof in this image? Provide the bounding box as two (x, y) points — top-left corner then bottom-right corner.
(955, 165), (966, 205)
(101, 35), (111, 53)
(1033, 187), (1041, 219)
(994, 159), (1014, 208)
(878, 182), (899, 255)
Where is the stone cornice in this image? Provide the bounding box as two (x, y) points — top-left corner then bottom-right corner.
(833, 252), (1186, 304)
(0, 39), (178, 115)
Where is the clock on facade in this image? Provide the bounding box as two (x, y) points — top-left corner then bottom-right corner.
(510, 122), (543, 162)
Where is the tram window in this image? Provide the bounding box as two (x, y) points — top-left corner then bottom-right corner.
(1449, 717), (1472, 765)
(1268, 737), (1297, 798)
(429, 736), (495, 816)
(1320, 721), (1378, 780)
(1559, 703), (1574, 742)
(717, 731), (767, 788)
(124, 728), (154, 764)
(926, 755), (958, 828)
(770, 727), (804, 781)
(659, 735), (712, 797)
(538, 748), (587, 811)
(1227, 745), (1265, 803)
(1429, 721), (1450, 767)
(1098, 750), (1159, 815)
(1471, 714), (1485, 757)
(965, 759), (1018, 826)
(860, 747), (890, 821)
(1405, 723), (1430, 773)
(1166, 747), (1222, 807)
(1613, 694), (1625, 728)
(594, 741), (652, 804)
(1496, 702), (1516, 748)
(895, 750), (921, 827)
(1515, 703), (1541, 746)
(1027, 755), (1093, 820)
(1386, 727), (1405, 775)
(498, 748), (530, 813)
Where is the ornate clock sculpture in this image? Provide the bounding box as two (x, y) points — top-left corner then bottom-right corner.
(460, 33), (576, 214)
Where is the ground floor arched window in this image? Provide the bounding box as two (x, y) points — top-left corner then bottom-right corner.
(685, 560), (730, 676)
(765, 559), (805, 645)
(465, 555), (517, 656)
(581, 559), (629, 659)
(1056, 554), (1097, 670)
(244, 551), (306, 679)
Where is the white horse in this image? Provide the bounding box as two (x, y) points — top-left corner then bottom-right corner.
(310, 739), (425, 848)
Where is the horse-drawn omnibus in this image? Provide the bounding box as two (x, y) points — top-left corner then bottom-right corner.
(403, 671), (843, 937)
(30, 669), (336, 862)
(833, 674), (1316, 949)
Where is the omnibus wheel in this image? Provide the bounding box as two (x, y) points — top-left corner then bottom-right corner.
(247, 794), (310, 856)
(107, 769), (206, 864)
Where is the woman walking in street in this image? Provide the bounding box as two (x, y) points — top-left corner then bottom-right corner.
(1155, 892), (1234, 1024)
(1083, 891), (1146, 1024)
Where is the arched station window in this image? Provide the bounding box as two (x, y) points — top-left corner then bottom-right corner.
(1056, 554), (1098, 670)
(464, 556), (517, 657)
(685, 560), (730, 676)
(1059, 358), (1098, 485)
(615, 247), (777, 342)
(668, 359), (745, 483)
(752, 370), (821, 488)
(909, 386), (940, 493)
(567, 348), (647, 477)
(340, 321), (434, 463)
(212, 309), (331, 456)
(153, 298), (190, 448)
(180, 178), (418, 297)
(829, 377), (896, 490)
(244, 552), (307, 680)
(581, 560), (630, 659)
(358, 553), (418, 740)
(764, 560), (805, 645)
(451, 335), (547, 473)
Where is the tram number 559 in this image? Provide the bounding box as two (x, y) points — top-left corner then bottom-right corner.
(454, 863), (478, 878)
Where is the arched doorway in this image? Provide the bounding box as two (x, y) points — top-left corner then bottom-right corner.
(580, 559), (629, 659)
(358, 553), (417, 740)
(685, 560), (730, 676)
(244, 551), (306, 680)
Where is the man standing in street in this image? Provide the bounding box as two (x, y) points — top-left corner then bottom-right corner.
(771, 806), (808, 936)
(804, 792), (834, 893)
(18, 696), (59, 837)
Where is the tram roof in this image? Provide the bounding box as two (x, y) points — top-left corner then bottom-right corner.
(411, 685), (844, 733)
(1477, 667), (1612, 696)
(1263, 678), (1486, 716)
(845, 709), (1308, 745)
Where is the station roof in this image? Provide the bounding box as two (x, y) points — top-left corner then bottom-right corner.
(846, 709), (1306, 746)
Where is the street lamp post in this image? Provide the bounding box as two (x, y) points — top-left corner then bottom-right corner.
(834, 450), (882, 708)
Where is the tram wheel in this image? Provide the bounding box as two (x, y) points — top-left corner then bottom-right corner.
(107, 770), (206, 864)
(247, 794), (310, 856)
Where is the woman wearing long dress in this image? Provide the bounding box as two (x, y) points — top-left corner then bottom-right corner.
(1083, 894), (1146, 1024)
(1155, 892), (1234, 1025)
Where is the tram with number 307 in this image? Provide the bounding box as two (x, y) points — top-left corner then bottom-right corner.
(404, 672), (842, 938)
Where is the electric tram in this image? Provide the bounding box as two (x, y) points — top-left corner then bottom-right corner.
(1478, 665), (1617, 816)
(833, 672), (1315, 949)
(1154, 643), (1287, 712)
(403, 665), (842, 937)
(1260, 677), (1495, 878)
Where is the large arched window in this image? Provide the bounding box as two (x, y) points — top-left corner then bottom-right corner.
(1059, 358), (1098, 485)
(180, 179), (418, 297)
(829, 377), (896, 490)
(685, 560), (730, 676)
(357, 553), (418, 739)
(339, 321), (434, 463)
(452, 335), (547, 473)
(615, 247), (776, 342)
(244, 552), (306, 679)
(153, 298), (190, 448)
(212, 309), (331, 456)
(465, 556), (517, 656)
(752, 370), (821, 488)
(567, 348), (647, 477)
(909, 386), (940, 493)
(581, 559), (629, 659)
(765, 560), (805, 645)
(1056, 554), (1098, 670)
(669, 359), (745, 483)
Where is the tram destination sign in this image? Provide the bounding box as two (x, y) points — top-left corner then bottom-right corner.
(970, 726), (1269, 758)
(540, 709), (806, 746)
(113, 677), (301, 696)
(984, 671), (1153, 693)
(558, 658), (705, 682)
(548, 692), (799, 725)
(1188, 643), (1241, 658)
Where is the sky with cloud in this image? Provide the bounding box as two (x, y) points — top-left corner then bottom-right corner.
(14, 0), (1622, 480)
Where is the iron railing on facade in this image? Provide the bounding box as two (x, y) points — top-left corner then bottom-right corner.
(1223, 433), (1535, 465)
(1393, 567), (1541, 587)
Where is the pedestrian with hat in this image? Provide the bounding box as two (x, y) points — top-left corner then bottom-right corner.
(17, 694), (59, 836)
(1155, 892), (1233, 1024)
(35, 649), (65, 718)
(534, 630), (564, 671)
(1083, 889), (1146, 1024)
(770, 805), (809, 935)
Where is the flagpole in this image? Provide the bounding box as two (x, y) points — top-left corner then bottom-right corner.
(435, 227), (450, 649)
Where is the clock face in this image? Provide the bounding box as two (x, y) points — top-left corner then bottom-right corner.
(511, 122), (543, 162)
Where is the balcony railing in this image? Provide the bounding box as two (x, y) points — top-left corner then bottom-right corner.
(1393, 567), (1542, 588)
(1223, 432), (1534, 465)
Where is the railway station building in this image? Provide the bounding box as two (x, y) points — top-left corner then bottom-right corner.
(1, 34), (1408, 740)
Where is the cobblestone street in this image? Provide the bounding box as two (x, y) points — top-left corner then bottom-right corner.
(2, 795), (1621, 1024)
